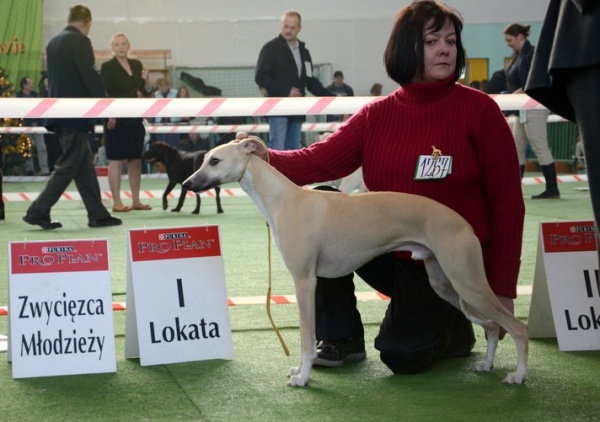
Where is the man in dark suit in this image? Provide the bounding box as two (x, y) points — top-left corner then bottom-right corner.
(255, 10), (333, 150)
(23, 4), (121, 229)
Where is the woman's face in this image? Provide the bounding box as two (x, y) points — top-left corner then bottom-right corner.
(111, 35), (130, 58)
(413, 18), (457, 84)
(504, 33), (525, 53)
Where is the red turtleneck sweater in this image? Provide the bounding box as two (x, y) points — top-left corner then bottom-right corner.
(268, 77), (525, 298)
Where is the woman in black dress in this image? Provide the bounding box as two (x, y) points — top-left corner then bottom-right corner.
(100, 33), (153, 212)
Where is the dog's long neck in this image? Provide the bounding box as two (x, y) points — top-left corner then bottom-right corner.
(238, 155), (300, 230)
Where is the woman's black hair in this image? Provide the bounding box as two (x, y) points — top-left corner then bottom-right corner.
(384, 0), (465, 86)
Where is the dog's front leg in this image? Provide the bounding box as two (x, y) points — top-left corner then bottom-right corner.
(162, 181), (177, 211)
(173, 188), (186, 212)
(192, 193), (200, 214)
(288, 276), (318, 387)
(214, 186), (223, 214)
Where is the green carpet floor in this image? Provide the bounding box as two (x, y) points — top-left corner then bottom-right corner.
(0, 177), (599, 421)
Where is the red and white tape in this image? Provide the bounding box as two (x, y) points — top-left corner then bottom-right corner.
(0, 174), (588, 200)
(0, 187), (242, 202)
(0, 114), (570, 135)
(0, 286), (533, 317)
(0, 96), (371, 119)
(0, 122), (342, 134)
(0, 94), (545, 120)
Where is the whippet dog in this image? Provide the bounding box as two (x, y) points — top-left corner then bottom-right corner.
(183, 138), (528, 387)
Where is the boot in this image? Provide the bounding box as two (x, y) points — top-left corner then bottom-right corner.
(520, 164), (525, 179)
(532, 163), (560, 199)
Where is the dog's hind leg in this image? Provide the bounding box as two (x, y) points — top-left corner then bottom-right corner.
(440, 262), (529, 383)
(288, 276), (318, 387)
(214, 186), (223, 214)
(459, 300), (499, 372)
(463, 299), (528, 384)
(424, 257), (501, 376)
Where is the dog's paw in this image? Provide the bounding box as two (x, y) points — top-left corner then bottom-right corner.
(288, 366), (301, 377)
(170, 208), (181, 213)
(287, 373), (308, 387)
(162, 203), (168, 210)
(502, 371), (527, 384)
(192, 210), (200, 215)
(474, 360), (493, 372)
(287, 366), (308, 387)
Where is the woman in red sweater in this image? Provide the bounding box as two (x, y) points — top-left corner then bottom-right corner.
(245, 0), (524, 374)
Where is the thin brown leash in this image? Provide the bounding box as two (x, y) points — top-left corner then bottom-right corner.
(263, 147), (290, 356)
(266, 224), (290, 356)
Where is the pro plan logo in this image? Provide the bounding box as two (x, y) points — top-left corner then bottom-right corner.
(10, 241), (110, 274)
(159, 232), (189, 241)
(543, 221), (597, 253)
(130, 226), (222, 261)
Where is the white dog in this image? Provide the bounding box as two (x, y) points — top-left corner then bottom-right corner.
(183, 138), (528, 387)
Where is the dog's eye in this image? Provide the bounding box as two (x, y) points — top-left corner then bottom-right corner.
(209, 157), (220, 166)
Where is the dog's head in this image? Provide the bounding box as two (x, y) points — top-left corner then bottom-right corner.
(143, 141), (175, 164)
(183, 138), (263, 192)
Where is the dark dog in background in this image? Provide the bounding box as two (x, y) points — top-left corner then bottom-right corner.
(143, 141), (223, 214)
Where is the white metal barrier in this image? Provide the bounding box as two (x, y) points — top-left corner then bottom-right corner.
(0, 94), (544, 120)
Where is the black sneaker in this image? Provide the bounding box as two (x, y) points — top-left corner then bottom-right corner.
(313, 337), (366, 367)
(23, 214), (62, 230)
(88, 216), (122, 228)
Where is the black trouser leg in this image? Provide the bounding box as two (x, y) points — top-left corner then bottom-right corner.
(314, 184), (365, 341)
(315, 274), (364, 341)
(565, 64), (600, 265)
(368, 258), (474, 374)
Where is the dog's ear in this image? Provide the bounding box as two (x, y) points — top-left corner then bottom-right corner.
(236, 138), (258, 154)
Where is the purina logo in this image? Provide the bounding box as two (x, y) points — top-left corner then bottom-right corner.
(570, 225), (595, 233)
(42, 246), (76, 253)
(159, 233), (189, 240)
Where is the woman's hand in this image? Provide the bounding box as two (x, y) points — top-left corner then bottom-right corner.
(235, 132), (269, 161)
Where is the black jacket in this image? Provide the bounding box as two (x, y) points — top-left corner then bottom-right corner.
(506, 40), (534, 93)
(45, 25), (107, 131)
(100, 56), (147, 98)
(255, 34), (332, 98)
(525, 0), (600, 121)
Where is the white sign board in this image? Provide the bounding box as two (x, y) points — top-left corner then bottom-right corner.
(8, 240), (116, 378)
(125, 225), (233, 365)
(528, 221), (600, 351)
